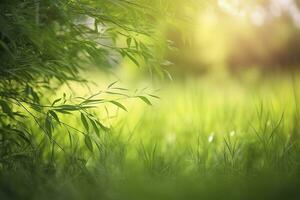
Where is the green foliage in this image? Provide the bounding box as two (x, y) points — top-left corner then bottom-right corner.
(0, 76), (300, 200)
(0, 0), (168, 168)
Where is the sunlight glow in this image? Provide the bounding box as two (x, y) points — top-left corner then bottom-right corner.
(218, 0), (300, 27)
(250, 7), (266, 26)
(218, 0), (245, 17)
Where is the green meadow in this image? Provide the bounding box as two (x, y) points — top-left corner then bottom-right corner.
(1, 0), (300, 199)
(2, 73), (300, 199)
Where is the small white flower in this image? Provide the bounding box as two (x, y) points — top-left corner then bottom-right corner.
(208, 133), (214, 143)
(230, 130), (235, 137)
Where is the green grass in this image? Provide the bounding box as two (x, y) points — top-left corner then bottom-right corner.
(1, 73), (300, 200)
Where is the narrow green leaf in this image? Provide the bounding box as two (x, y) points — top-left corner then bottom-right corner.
(107, 81), (118, 89)
(94, 19), (98, 32)
(89, 118), (100, 137)
(51, 98), (61, 106)
(56, 105), (79, 111)
(49, 110), (60, 124)
(163, 69), (173, 81)
(11, 129), (31, 144)
(95, 120), (109, 131)
(0, 100), (13, 118)
(110, 101), (127, 112)
(137, 96), (152, 105)
(126, 37), (132, 47)
(54, 109), (71, 114)
(63, 93), (67, 103)
(106, 91), (129, 97)
(67, 129), (73, 148)
(31, 104), (42, 112)
(125, 52), (139, 67)
(111, 87), (128, 91)
(31, 90), (40, 103)
(80, 113), (89, 132)
(45, 115), (52, 139)
(82, 99), (104, 104)
(148, 94), (160, 99)
(84, 135), (93, 152)
(134, 38), (139, 50)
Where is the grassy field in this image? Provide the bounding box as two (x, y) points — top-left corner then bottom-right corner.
(1, 72), (300, 200)
(3, 1), (300, 199)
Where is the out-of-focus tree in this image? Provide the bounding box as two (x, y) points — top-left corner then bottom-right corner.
(163, 0), (300, 76)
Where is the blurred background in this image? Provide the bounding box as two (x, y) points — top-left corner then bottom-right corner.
(123, 0), (300, 79)
(165, 0), (300, 76)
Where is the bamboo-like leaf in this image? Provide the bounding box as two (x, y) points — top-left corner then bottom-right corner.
(163, 69), (173, 81)
(45, 115), (52, 139)
(134, 38), (139, 50)
(94, 19), (98, 32)
(84, 135), (93, 152)
(107, 80), (118, 89)
(81, 113), (89, 132)
(106, 91), (129, 97)
(95, 120), (109, 131)
(0, 100), (13, 118)
(82, 99), (104, 104)
(56, 105), (79, 111)
(49, 110), (60, 124)
(51, 98), (61, 106)
(54, 109), (72, 114)
(89, 118), (100, 137)
(111, 87), (128, 91)
(148, 94), (160, 99)
(126, 37), (132, 47)
(31, 89), (40, 103)
(137, 96), (152, 105)
(110, 101), (127, 112)
(125, 52), (139, 67)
